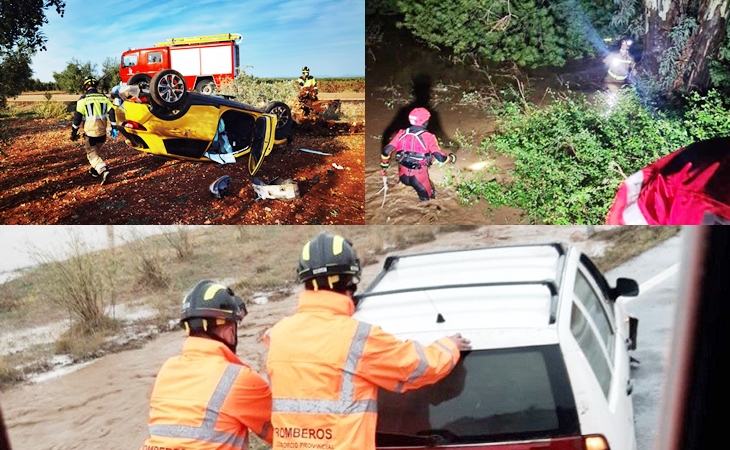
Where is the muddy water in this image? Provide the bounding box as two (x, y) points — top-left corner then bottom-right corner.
(365, 20), (607, 224)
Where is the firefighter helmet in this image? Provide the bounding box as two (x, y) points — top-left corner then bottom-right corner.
(83, 75), (98, 89)
(297, 232), (361, 285)
(302, 66), (310, 74)
(180, 280), (246, 327)
(408, 107), (431, 126)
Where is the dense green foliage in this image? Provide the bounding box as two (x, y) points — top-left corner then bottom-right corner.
(0, 45), (33, 108)
(454, 88), (730, 224)
(389, 0), (617, 68)
(0, 0), (65, 106)
(53, 58), (96, 94)
(100, 56), (122, 92)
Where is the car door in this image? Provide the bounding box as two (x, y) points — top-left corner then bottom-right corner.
(572, 265), (637, 450)
(248, 115), (276, 175)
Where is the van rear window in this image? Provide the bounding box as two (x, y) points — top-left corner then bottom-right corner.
(376, 345), (580, 447)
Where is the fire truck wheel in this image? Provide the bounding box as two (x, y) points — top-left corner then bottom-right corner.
(150, 69), (188, 110)
(195, 80), (216, 95)
(265, 101), (294, 141)
(129, 74), (151, 91)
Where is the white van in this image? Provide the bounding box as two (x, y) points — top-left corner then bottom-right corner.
(354, 243), (639, 450)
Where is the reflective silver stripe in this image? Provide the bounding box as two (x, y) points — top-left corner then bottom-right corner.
(273, 397), (377, 414)
(621, 170), (649, 224)
(149, 364), (248, 449)
(272, 322), (378, 415)
(260, 421), (272, 439)
(394, 342), (427, 393)
(82, 115), (108, 121)
(341, 322), (371, 400)
(85, 102), (94, 118)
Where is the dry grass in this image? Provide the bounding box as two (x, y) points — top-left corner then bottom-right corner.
(591, 226), (682, 271)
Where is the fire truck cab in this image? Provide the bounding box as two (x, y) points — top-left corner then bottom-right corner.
(120, 33), (241, 95)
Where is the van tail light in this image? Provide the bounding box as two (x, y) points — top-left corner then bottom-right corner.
(388, 435), (611, 449)
(584, 434), (610, 450)
(122, 120), (146, 131)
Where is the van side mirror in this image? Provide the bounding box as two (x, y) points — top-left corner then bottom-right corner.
(611, 277), (639, 300)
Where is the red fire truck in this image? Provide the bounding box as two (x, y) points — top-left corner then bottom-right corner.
(120, 33), (241, 95)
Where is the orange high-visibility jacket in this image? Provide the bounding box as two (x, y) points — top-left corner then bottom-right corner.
(266, 290), (460, 450)
(141, 337), (273, 450)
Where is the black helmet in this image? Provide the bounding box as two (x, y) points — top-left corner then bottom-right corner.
(209, 175), (231, 199)
(180, 280), (246, 329)
(297, 232), (361, 288)
(302, 66), (310, 73)
(83, 75), (98, 88)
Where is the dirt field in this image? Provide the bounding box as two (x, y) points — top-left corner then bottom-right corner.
(0, 101), (364, 225)
(1, 226), (627, 450)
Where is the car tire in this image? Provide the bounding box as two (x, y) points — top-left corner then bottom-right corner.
(150, 101), (191, 121)
(265, 101), (294, 141)
(128, 74), (151, 92)
(150, 69), (188, 110)
(195, 80), (216, 95)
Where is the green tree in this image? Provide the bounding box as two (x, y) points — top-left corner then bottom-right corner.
(0, 0), (65, 106)
(99, 56), (121, 93)
(53, 58), (96, 94)
(0, 45), (34, 108)
(392, 0), (616, 68)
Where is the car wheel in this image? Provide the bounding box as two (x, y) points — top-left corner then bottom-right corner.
(195, 80), (216, 95)
(150, 69), (188, 110)
(128, 74), (151, 92)
(150, 101), (191, 121)
(265, 101), (294, 141)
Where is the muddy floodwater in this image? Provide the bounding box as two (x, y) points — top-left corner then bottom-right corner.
(365, 21), (609, 224)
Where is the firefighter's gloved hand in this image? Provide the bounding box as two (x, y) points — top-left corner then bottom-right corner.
(109, 127), (118, 139)
(448, 153), (457, 164)
(70, 128), (79, 142)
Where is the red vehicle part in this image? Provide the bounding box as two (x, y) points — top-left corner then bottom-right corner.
(120, 33), (241, 95)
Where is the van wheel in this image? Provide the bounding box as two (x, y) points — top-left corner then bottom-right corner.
(265, 101), (294, 140)
(196, 80), (216, 95)
(150, 69), (188, 110)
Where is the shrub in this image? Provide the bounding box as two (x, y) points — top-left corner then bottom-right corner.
(217, 70), (298, 109)
(29, 230), (116, 335)
(33, 100), (68, 119)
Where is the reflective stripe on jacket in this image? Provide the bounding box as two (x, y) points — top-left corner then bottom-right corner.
(73, 90), (116, 138)
(266, 290), (460, 450)
(141, 337), (273, 450)
(298, 75), (317, 89)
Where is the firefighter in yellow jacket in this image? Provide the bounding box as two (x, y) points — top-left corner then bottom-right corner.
(141, 280), (274, 450)
(71, 75), (117, 185)
(297, 66), (318, 92)
(266, 232), (472, 450)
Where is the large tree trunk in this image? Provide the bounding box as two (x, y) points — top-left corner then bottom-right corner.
(643, 0), (684, 75)
(644, 0), (729, 94)
(679, 0), (729, 91)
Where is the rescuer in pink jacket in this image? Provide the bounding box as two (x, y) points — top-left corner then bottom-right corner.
(380, 107), (456, 201)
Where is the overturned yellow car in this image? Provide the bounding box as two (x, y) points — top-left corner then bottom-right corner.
(114, 69), (294, 175)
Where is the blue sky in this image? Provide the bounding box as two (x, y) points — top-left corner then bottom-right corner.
(30, 0), (365, 82)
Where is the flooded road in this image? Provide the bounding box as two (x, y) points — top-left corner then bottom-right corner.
(365, 21), (607, 224)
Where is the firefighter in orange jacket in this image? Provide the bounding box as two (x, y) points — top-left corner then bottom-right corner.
(266, 232), (472, 450)
(141, 280), (274, 450)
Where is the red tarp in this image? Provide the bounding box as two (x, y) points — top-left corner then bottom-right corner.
(606, 137), (730, 225)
